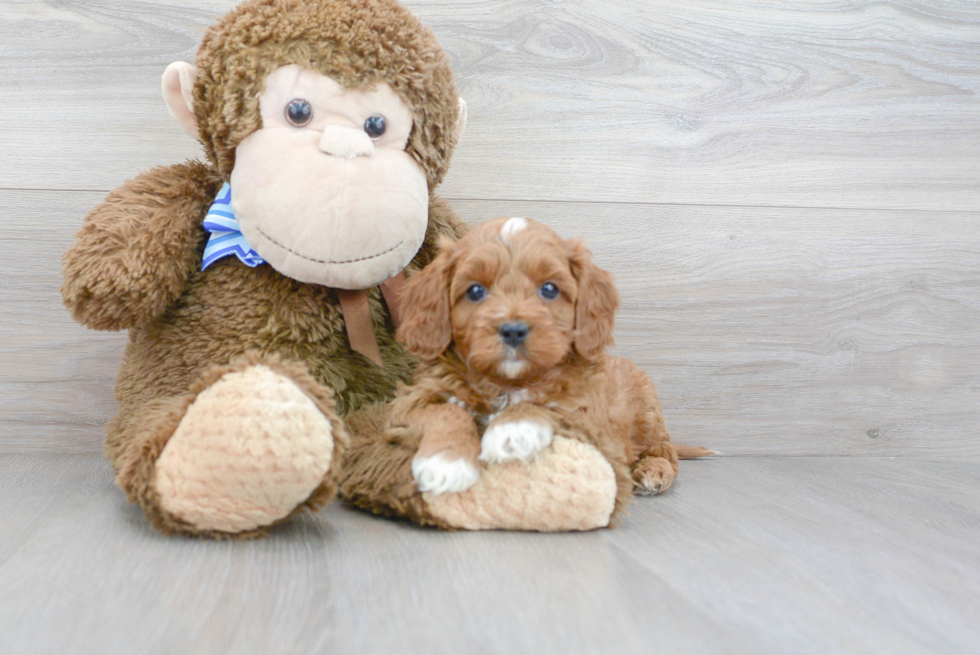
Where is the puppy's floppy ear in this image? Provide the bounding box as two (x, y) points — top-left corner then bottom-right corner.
(567, 239), (619, 360)
(397, 238), (458, 360)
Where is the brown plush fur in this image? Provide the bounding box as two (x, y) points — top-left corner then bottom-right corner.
(344, 218), (695, 524)
(61, 0), (465, 538)
(341, 401), (452, 528)
(114, 353), (347, 539)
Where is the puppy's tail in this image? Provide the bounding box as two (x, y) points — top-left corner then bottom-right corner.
(675, 445), (717, 459)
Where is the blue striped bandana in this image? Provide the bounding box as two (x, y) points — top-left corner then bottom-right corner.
(201, 183), (266, 270)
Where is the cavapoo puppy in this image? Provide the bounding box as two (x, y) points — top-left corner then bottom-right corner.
(393, 217), (708, 496)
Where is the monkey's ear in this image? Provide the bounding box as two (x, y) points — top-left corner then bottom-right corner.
(162, 61), (198, 138)
(454, 98), (468, 144)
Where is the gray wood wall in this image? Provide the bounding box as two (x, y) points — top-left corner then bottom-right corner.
(2, 0), (977, 456)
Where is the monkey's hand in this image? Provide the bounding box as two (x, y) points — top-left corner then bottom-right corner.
(62, 161), (220, 330)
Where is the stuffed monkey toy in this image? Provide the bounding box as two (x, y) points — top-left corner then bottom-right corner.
(62, 0), (621, 539)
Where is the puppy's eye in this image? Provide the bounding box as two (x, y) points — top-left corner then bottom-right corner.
(364, 115), (387, 139)
(539, 282), (560, 300)
(465, 284), (487, 302)
(285, 99), (313, 127)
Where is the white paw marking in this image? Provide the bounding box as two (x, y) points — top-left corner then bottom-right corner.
(499, 217), (528, 244)
(412, 453), (480, 495)
(479, 419), (554, 464)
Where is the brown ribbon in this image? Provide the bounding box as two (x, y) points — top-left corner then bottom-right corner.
(336, 272), (407, 369)
(379, 272), (406, 327)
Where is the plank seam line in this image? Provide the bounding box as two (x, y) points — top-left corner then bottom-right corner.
(444, 196), (980, 215)
(0, 187), (108, 194)
(2, 188), (978, 215)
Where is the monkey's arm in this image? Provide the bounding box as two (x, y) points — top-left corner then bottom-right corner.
(61, 161), (221, 331)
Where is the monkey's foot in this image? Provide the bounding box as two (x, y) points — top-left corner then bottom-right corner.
(424, 436), (617, 532)
(153, 365), (335, 534)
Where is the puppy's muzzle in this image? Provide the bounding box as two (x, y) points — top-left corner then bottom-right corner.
(498, 321), (529, 348)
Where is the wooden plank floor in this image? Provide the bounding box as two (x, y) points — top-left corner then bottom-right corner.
(1, 454), (978, 655)
(1, 1), (978, 653)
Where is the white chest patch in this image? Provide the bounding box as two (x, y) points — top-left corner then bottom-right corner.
(499, 217), (528, 244)
(491, 388), (531, 413)
(447, 388), (532, 427)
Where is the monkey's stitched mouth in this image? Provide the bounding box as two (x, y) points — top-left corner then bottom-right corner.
(255, 226), (404, 265)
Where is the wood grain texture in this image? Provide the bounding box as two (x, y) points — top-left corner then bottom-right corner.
(1, 190), (124, 453)
(7, 190), (977, 455)
(1, 454), (977, 655)
(0, 0), (977, 210)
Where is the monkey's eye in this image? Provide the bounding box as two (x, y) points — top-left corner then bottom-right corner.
(539, 282), (560, 300)
(465, 284), (487, 302)
(364, 115), (387, 139)
(285, 99), (313, 127)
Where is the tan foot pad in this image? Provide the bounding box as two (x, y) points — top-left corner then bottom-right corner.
(424, 436), (617, 532)
(155, 365), (334, 533)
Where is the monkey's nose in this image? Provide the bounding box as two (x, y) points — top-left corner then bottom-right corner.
(319, 126), (375, 158)
(498, 322), (530, 348)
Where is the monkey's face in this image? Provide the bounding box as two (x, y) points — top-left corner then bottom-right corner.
(230, 65), (429, 290)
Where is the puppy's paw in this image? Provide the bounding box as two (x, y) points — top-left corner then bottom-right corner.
(632, 456), (677, 496)
(412, 453), (480, 495)
(480, 420), (554, 464)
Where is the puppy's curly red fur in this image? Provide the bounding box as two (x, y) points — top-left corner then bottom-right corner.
(395, 217), (703, 500)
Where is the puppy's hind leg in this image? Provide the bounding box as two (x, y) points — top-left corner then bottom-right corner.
(629, 375), (679, 495)
(631, 444), (679, 495)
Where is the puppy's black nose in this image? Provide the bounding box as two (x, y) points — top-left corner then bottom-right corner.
(498, 322), (529, 347)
